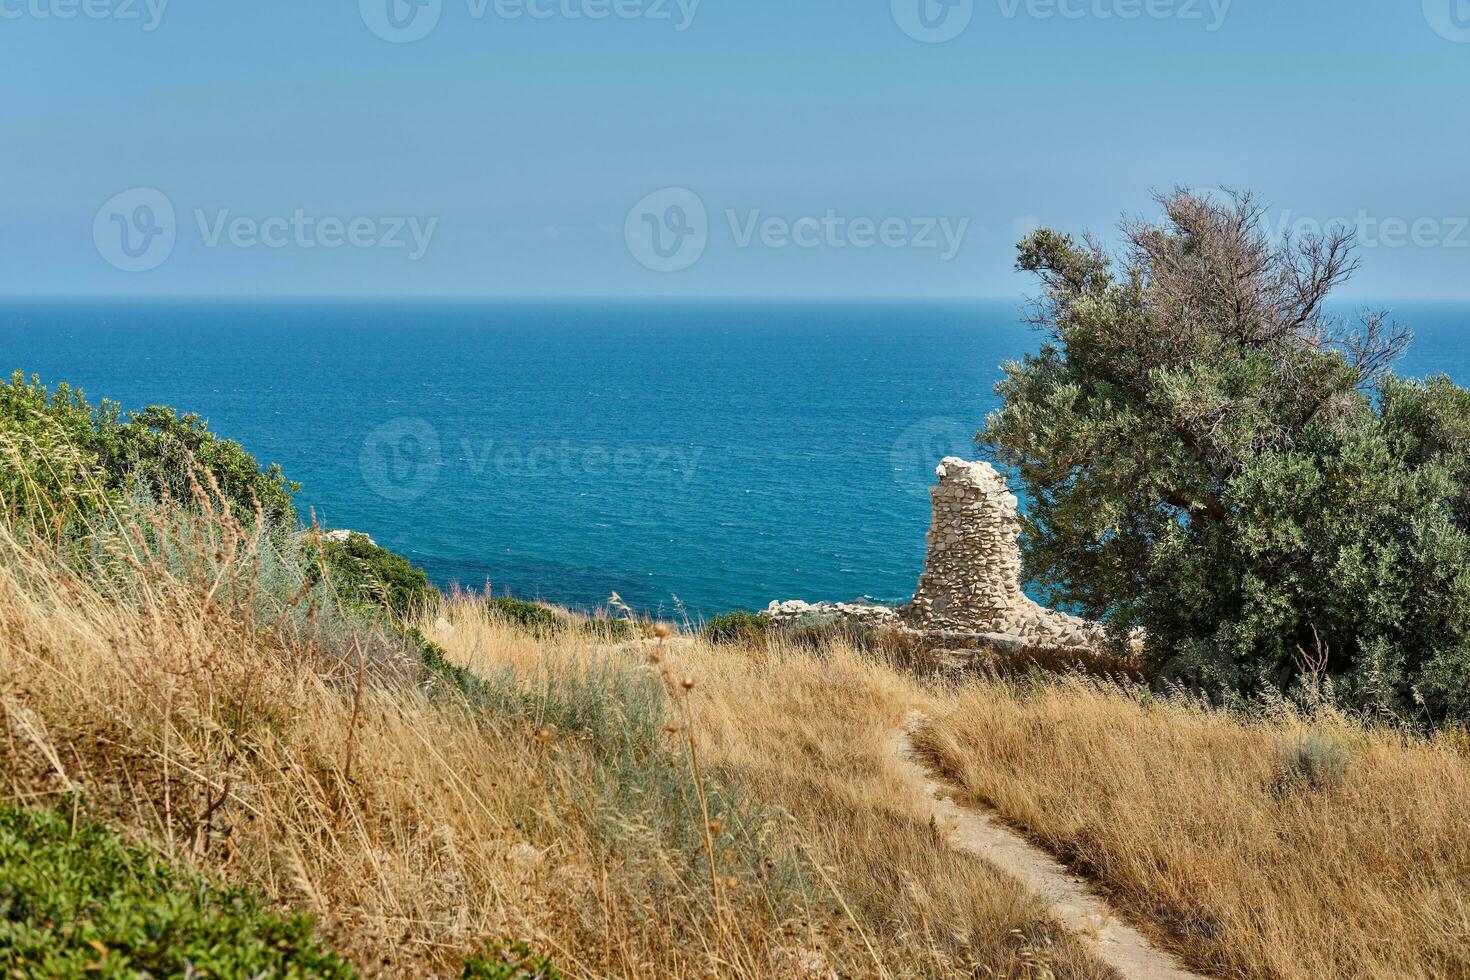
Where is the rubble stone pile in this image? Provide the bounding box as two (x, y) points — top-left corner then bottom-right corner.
(900, 458), (1104, 650)
(764, 458), (1108, 654)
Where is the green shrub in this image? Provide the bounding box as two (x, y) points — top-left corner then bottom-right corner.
(460, 941), (563, 979)
(988, 190), (1470, 726)
(0, 375), (440, 628)
(701, 610), (769, 645)
(483, 597), (634, 641)
(0, 372), (298, 527)
(315, 532), (436, 617)
(1273, 734), (1352, 793)
(0, 804), (353, 978)
(583, 616), (634, 641)
(486, 597), (568, 635)
(406, 626), (492, 701)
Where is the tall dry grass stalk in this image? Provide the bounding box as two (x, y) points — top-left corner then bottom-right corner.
(919, 678), (1470, 980)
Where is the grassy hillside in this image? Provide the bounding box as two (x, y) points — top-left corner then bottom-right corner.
(919, 680), (1470, 979)
(0, 391), (1109, 976)
(0, 510), (1110, 977)
(3, 378), (1468, 978)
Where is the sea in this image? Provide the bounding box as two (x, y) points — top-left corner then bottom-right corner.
(5, 298), (1467, 619)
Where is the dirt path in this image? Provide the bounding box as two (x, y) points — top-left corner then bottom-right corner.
(890, 712), (1207, 980)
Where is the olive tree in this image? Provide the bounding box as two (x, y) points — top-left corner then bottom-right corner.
(985, 190), (1470, 724)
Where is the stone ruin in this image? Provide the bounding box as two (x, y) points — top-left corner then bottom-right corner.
(766, 457), (1107, 654)
(901, 458), (1104, 650)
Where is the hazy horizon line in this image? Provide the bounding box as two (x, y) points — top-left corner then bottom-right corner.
(5, 293), (1466, 306)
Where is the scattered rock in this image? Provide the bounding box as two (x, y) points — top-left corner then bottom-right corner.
(763, 599), (903, 630)
(324, 529), (378, 548)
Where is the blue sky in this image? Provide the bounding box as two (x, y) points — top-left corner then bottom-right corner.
(5, 0), (1470, 298)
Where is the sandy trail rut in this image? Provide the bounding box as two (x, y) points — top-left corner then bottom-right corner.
(890, 712), (1207, 980)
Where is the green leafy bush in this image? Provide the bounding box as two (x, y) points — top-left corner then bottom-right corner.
(460, 941), (563, 979)
(0, 804), (353, 978)
(701, 610), (769, 645)
(486, 597), (568, 634)
(316, 532), (435, 617)
(0, 372), (298, 527)
(988, 190), (1470, 725)
(2, 374), (440, 621)
(583, 616), (634, 641)
(407, 626), (491, 701)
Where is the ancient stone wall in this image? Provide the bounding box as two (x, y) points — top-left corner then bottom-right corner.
(902, 458), (1104, 650)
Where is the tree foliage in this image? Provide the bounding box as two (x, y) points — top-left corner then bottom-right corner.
(986, 189), (1470, 724)
(0, 372), (298, 526)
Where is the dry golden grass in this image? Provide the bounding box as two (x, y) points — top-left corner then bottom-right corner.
(919, 678), (1470, 980)
(426, 602), (1114, 979)
(9, 472), (1468, 979)
(0, 496), (1109, 979)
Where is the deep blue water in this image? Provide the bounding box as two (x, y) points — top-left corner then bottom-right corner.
(5, 299), (1467, 618)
